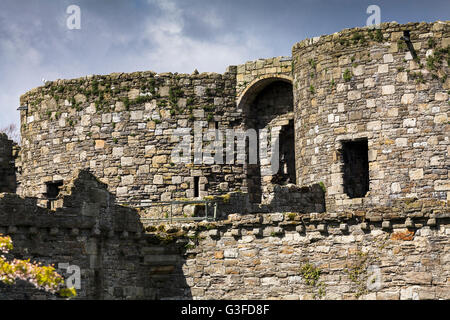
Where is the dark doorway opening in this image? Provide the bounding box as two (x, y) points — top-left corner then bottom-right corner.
(45, 181), (63, 199)
(274, 120), (296, 185)
(242, 80), (294, 204)
(341, 139), (369, 198)
(193, 177), (200, 198)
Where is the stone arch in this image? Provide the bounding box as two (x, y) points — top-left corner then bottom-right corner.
(237, 74), (294, 111)
(238, 75), (296, 204)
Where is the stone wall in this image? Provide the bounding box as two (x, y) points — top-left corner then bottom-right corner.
(292, 21), (449, 213)
(235, 57), (295, 204)
(236, 56), (292, 99)
(1, 170), (447, 300)
(179, 208), (449, 300)
(17, 55), (318, 213)
(0, 170), (193, 300)
(0, 133), (17, 193)
(17, 69), (246, 212)
(3, 21), (449, 300)
(244, 80), (295, 203)
(16, 21), (449, 214)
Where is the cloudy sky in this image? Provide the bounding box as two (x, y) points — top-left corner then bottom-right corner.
(0, 0), (448, 129)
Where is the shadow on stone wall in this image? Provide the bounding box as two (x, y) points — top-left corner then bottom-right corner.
(0, 170), (192, 300)
(256, 183), (326, 213)
(214, 183), (326, 216)
(0, 133), (17, 194)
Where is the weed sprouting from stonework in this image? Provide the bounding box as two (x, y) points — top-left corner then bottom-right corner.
(425, 46), (450, 82)
(300, 262), (326, 299)
(397, 40), (407, 52)
(375, 29), (383, 42)
(344, 239), (386, 298)
(287, 212), (297, 221)
(319, 182), (326, 193)
(428, 38), (436, 48)
(300, 263), (320, 286)
(330, 79), (335, 89)
(409, 71), (425, 84)
(351, 32), (367, 45)
(343, 69), (352, 82)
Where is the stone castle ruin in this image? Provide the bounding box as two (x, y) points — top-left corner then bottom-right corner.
(0, 21), (449, 300)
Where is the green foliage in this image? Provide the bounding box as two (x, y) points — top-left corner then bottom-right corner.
(339, 38), (350, 46)
(121, 97), (130, 110)
(133, 95), (152, 105)
(300, 262), (327, 299)
(91, 80), (100, 96)
(169, 87), (184, 107)
(409, 71), (425, 84)
(344, 247), (380, 298)
(186, 97), (195, 106)
(157, 99), (167, 108)
(203, 104), (214, 112)
(397, 40), (406, 52)
(375, 29), (383, 42)
(308, 59), (317, 70)
(428, 38), (436, 48)
(141, 78), (157, 94)
(319, 182), (326, 193)
(330, 79), (335, 88)
(309, 85), (315, 95)
(425, 46), (450, 82)
(0, 234), (76, 299)
(343, 68), (352, 82)
(351, 32), (366, 45)
(287, 212), (297, 221)
(300, 263), (321, 286)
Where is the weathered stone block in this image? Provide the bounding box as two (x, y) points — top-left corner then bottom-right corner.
(409, 169), (424, 180)
(382, 85), (395, 95)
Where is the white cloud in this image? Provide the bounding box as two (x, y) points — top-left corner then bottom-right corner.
(140, 0), (269, 73)
(0, 0), (273, 130)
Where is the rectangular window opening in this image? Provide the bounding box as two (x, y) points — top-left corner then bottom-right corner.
(341, 139), (369, 199)
(45, 181), (64, 200)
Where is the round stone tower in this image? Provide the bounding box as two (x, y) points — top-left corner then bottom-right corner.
(292, 21), (449, 212)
